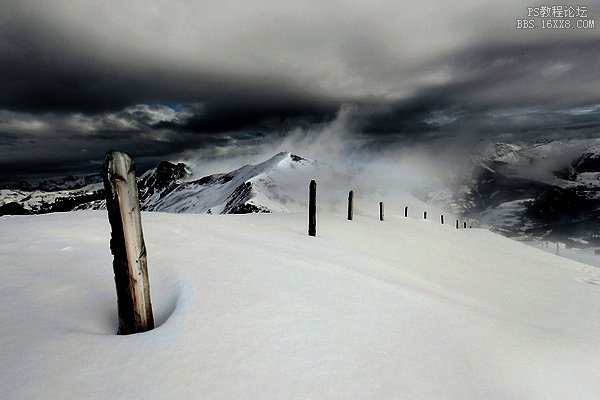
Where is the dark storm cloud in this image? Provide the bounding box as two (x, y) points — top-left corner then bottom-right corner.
(341, 35), (600, 147)
(1, 1), (599, 183)
(0, 19), (336, 116)
(178, 99), (337, 134)
(0, 2), (343, 116)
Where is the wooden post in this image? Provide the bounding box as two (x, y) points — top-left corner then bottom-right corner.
(379, 202), (384, 221)
(456, 219), (459, 229)
(308, 180), (316, 236)
(463, 221), (467, 229)
(347, 190), (354, 221)
(404, 206), (408, 218)
(102, 151), (154, 335)
(423, 211), (427, 220)
(440, 214), (444, 224)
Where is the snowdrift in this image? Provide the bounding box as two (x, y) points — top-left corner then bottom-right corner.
(1, 210), (599, 399)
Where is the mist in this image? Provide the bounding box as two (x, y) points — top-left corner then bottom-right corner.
(176, 104), (470, 222)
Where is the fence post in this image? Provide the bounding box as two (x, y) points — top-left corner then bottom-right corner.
(404, 206), (408, 218)
(440, 215), (444, 224)
(308, 180), (316, 236)
(102, 150), (154, 335)
(423, 211), (427, 220)
(463, 221), (467, 229)
(456, 219), (459, 229)
(347, 190), (354, 221)
(379, 202), (384, 221)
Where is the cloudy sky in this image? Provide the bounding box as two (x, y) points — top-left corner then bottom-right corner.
(1, 1), (599, 183)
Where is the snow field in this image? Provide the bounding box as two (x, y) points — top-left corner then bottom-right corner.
(1, 210), (599, 399)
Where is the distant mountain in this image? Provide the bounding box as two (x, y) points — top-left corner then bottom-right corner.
(573, 142), (600, 173)
(0, 172), (105, 215)
(430, 138), (600, 248)
(0, 152), (338, 216)
(1, 173), (102, 192)
(0, 184), (104, 216)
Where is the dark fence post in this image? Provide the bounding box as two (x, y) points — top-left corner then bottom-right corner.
(463, 221), (467, 229)
(456, 219), (459, 229)
(308, 180), (317, 236)
(423, 211), (427, 220)
(404, 206), (408, 218)
(379, 202), (384, 221)
(440, 215), (444, 224)
(347, 190), (354, 221)
(102, 150), (154, 335)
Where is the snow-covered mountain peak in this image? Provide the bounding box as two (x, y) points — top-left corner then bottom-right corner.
(138, 160), (194, 208)
(271, 152), (313, 168)
(232, 152), (315, 177)
(139, 151), (337, 214)
(140, 160), (193, 185)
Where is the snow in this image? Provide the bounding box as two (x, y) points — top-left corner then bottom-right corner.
(1, 210), (600, 399)
(140, 152), (343, 214)
(479, 199), (534, 233)
(473, 141), (522, 165)
(0, 183), (103, 210)
(530, 239), (600, 268)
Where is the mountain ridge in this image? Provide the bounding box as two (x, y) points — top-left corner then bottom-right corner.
(0, 152), (329, 216)
(2, 142), (599, 254)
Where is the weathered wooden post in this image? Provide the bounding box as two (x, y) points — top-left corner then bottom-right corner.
(347, 190), (354, 221)
(456, 219), (459, 229)
(440, 214), (444, 224)
(102, 150), (154, 335)
(423, 211), (427, 220)
(379, 202), (384, 221)
(308, 180), (316, 236)
(463, 221), (467, 229)
(404, 206), (408, 218)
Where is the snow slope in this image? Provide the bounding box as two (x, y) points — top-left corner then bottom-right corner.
(143, 152), (343, 214)
(1, 210), (600, 399)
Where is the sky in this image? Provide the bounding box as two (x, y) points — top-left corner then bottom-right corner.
(1, 1), (599, 183)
